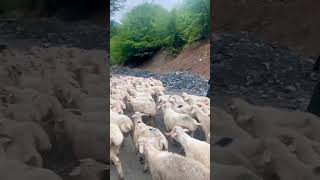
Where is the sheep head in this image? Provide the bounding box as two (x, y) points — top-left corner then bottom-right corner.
(165, 126), (189, 140)
(228, 98), (253, 124)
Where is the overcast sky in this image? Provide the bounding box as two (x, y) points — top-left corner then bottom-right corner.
(112, 0), (182, 23)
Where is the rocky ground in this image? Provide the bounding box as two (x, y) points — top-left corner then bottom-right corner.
(212, 32), (319, 110)
(111, 67), (209, 96)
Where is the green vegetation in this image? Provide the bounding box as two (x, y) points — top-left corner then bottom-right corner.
(110, 0), (210, 65)
(111, 0), (126, 15)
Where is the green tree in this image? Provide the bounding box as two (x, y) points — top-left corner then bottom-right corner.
(165, 9), (186, 55)
(110, 0), (126, 15)
(110, 3), (170, 64)
(177, 0), (210, 43)
(110, 0), (210, 65)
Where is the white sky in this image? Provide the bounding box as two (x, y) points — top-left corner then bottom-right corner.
(112, 0), (183, 23)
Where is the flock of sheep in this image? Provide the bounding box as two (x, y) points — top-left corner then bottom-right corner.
(213, 98), (320, 180)
(0, 47), (108, 180)
(110, 75), (210, 180)
(3, 45), (319, 180)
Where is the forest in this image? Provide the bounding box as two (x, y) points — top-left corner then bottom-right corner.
(110, 0), (210, 65)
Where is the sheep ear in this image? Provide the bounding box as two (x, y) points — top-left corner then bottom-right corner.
(183, 128), (189, 132)
(69, 166), (81, 176)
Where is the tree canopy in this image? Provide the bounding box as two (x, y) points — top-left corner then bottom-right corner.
(110, 0), (210, 65)
(110, 0), (126, 15)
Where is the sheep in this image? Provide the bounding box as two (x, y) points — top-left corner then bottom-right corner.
(149, 85), (165, 99)
(82, 83), (106, 98)
(190, 105), (210, 143)
(0, 160), (63, 180)
(110, 111), (134, 133)
(165, 126), (210, 169)
(212, 106), (253, 140)
(126, 95), (157, 125)
(54, 110), (107, 162)
(128, 89), (153, 101)
(213, 145), (256, 172)
(127, 96), (157, 115)
(0, 119), (51, 167)
(69, 158), (109, 180)
(228, 98), (320, 140)
(77, 97), (107, 113)
(110, 123), (124, 180)
(168, 95), (189, 107)
(156, 95), (171, 105)
(5, 93), (63, 123)
(266, 126), (320, 166)
(160, 102), (200, 137)
(0, 86), (39, 104)
(254, 137), (320, 180)
(18, 73), (51, 94)
(195, 102), (210, 115)
(213, 163), (263, 180)
(169, 101), (193, 116)
(80, 112), (108, 123)
(212, 134), (260, 172)
(110, 99), (126, 112)
(182, 92), (210, 106)
(141, 140), (210, 180)
(131, 112), (168, 172)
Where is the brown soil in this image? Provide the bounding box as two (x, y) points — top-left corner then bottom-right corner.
(139, 40), (210, 79)
(214, 0), (320, 57)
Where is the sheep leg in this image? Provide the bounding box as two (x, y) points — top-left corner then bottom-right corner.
(111, 151), (124, 179)
(190, 131), (194, 138)
(143, 161), (149, 173)
(177, 147), (184, 154)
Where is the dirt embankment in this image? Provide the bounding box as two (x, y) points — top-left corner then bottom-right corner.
(139, 40), (210, 79)
(214, 0), (320, 57)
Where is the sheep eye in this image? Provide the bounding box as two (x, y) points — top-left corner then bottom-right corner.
(177, 105), (183, 108)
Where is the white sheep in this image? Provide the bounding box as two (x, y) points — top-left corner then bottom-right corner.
(166, 126), (210, 169)
(131, 112), (168, 172)
(182, 92), (210, 106)
(160, 103), (200, 137)
(190, 104), (210, 143)
(141, 140), (210, 180)
(110, 111), (134, 133)
(110, 123), (124, 180)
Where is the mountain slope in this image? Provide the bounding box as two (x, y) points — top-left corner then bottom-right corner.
(139, 40), (210, 79)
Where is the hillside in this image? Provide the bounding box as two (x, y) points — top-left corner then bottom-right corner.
(139, 40), (210, 79)
(214, 0), (320, 57)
